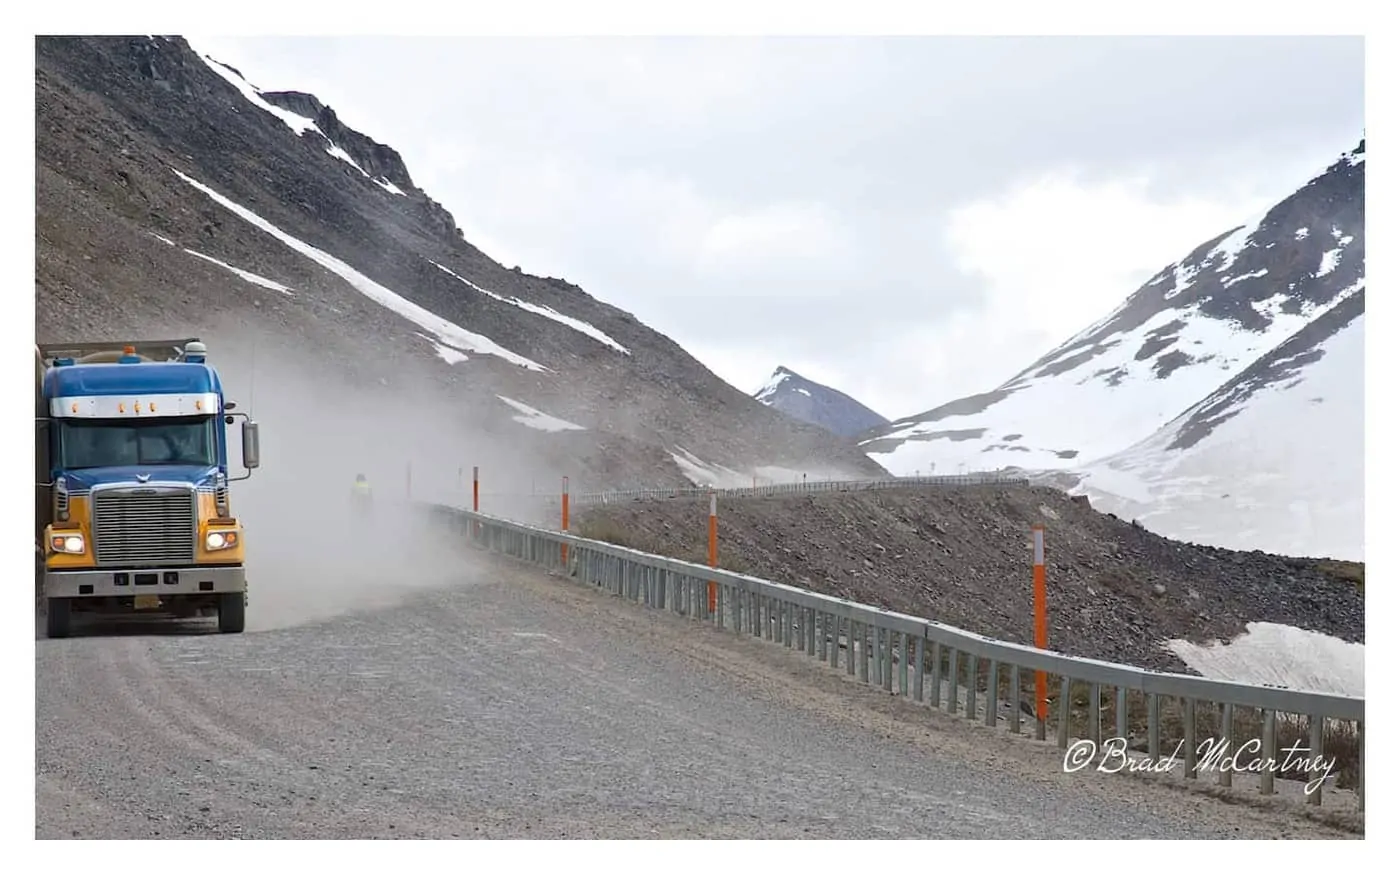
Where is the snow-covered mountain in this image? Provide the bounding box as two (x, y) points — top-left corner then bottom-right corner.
(862, 140), (1365, 479)
(753, 366), (890, 439)
(1067, 288), (1364, 560)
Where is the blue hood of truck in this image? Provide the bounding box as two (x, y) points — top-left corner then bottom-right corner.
(58, 465), (220, 494)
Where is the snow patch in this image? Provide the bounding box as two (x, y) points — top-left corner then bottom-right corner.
(1164, 623), (1362, 697)
(150, 233), (176, 246)
(1208, 213), (1265, 275)
(1162, 261), (1199, 300)
(1294, 227), (1310, 240)
(670, 447), (750, 488)
(495, 396), (586, 432)
(796, 387), (812, 397)
(172, 167), (548, 372)
(431, 261), (630, 355)
(197, 54), (318, 135)
(182, 248), (295, 296)
(1317, 248), (1343, 278)
(417, 334), (468, 365)
(1222, 268), (1267, 289)
(1076, 307), (1364, 560)
(754, 369), (791, 402)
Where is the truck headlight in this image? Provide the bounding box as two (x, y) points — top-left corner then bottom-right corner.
(50, 533), (85, 554)
(205, 530), (239, 551)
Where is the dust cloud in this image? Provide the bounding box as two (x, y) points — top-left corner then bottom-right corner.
(208, 328), (554, 632)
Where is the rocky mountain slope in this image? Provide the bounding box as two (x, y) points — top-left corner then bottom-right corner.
(34, 35), (888, 498)
(573, 486), (1365, 674)
(753, 366), (890, 439)
(860, 141), (1365, 480)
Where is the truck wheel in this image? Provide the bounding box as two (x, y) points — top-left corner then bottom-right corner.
(217, 592), (246, 634)
(46, 599), (71, 639)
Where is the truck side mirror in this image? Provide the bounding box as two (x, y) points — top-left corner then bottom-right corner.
(242, 420), (261, 470)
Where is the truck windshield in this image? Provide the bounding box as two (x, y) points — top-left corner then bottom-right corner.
(57, 416), (217, 469)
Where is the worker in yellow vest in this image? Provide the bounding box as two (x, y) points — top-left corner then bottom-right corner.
(351, 472), (373, 517)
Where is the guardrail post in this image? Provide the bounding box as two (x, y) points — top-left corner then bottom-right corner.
(1148, 694), (1160, 760)
(965, 654), (977, 719)
(1009, 665), (1021, 734)
(898, 632), (909, 696)
(946, 649), (959, 713)
(1358, 720), (1365, 812)
(1183, 699), (1198, 779)
(1307, 712), (1324, 805)
(930, 641), (942, 708)
(858, 624), (870, 683)
(985, 660), (999, 727)
(1219, 703), (1233, 788)
(1089, 682), (1101, 747)
(883, 628), (894, 693)
(1056, 676), (1071, 749)
(913, 636), (926, 703)
(1259, 709), (1275, 796)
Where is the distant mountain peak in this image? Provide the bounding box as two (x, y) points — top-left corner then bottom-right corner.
(753, 367), (889, 439)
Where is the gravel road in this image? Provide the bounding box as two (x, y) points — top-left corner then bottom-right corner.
(36, 554), (1358, 839)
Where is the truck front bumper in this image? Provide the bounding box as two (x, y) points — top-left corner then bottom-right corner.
(44, 566), (245, 600)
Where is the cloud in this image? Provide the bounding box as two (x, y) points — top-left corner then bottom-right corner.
(696, 202), (851, 277)
(180, 35), (1363, 421)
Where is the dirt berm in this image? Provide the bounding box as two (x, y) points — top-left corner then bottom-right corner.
(574, 485), (1364, 675)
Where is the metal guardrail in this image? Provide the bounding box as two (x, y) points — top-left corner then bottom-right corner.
(568, 473), (1031, 507)
(424, 502), (1365, 814)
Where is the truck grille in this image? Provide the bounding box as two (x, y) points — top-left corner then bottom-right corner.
(92, 488), (197, 566)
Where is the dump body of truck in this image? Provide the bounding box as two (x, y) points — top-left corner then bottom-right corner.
(35, 338), (260, 638)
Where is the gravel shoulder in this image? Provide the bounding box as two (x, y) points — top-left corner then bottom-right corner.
(36, 551), (1358, 839)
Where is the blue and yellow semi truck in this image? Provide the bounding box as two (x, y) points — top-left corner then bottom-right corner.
(35, 338), (261, 638)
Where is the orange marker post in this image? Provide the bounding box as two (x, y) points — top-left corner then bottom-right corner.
(1032, 524), (1048, 730)
(472, 466), (480, 541)
(707, 492), (718, 616)
(560, 476), (570, 566)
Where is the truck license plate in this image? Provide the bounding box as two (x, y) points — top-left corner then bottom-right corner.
(134, 594), (161, 610)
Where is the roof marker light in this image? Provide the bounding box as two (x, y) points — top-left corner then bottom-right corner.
(195, 399), (203, 411)
(70, 402), (78, 413)
(118, 402), (125, 413)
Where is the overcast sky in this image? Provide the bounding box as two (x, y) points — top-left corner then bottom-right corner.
(184, 35), (1363, 420)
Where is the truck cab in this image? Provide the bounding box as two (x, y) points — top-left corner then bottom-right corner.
(35, 338), (261, 638)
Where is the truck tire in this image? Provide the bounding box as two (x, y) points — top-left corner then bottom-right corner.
(218, 592), (246, 634)
(46, 598), (71, 639)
